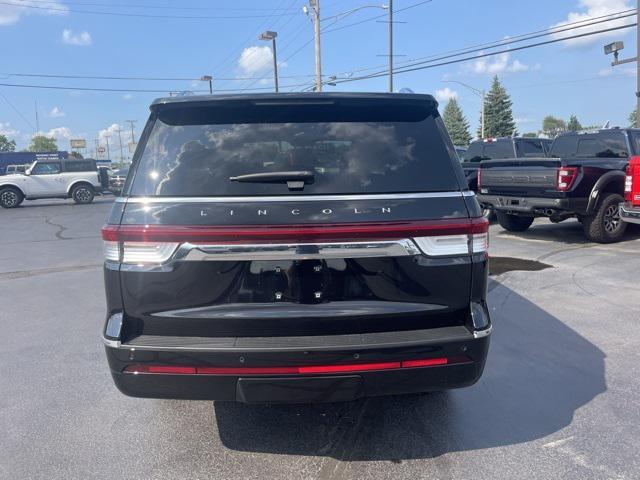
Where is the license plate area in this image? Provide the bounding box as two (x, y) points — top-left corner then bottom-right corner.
(236, 375), (363, 403)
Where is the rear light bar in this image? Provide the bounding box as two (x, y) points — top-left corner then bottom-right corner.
(102, 218), (489, 264)
(123, 356), (467, 376)
(557, 166), (578, 192)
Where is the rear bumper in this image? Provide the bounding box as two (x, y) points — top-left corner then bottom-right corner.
(104, 322), (491, 403)
(477, 194), (578, 215)
(620, 202), (640, 224)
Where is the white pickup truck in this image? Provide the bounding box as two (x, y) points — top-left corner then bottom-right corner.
(0, 158), (103, 208)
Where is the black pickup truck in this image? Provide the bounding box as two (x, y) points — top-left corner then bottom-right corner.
(461, 137), (552, 192)
(477, 129), (634, 243)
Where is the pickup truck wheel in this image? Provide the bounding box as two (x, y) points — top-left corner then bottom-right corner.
(71, 184), (95, 204)
(496, 212), (534, 232)
(582, 193), (627, 243)
(0, 187), (24, 208)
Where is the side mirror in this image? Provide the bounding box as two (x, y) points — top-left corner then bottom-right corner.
(24, 169), (31, 176)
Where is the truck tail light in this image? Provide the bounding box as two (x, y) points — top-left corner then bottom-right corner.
(625, 156), (640, 204)
(557, 167), (578, 192)
(101, 217), (490, 263)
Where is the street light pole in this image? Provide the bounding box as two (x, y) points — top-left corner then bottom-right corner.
(259, 31), (279, 93)
(104, 135), (111, 161)
(200, 75), (213, 94)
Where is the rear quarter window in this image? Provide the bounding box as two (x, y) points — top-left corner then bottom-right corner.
(551, 132), (628, 158)
(128, 103), (462, 196)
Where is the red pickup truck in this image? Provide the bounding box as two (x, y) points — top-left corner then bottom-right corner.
(620, 156), (640, 224)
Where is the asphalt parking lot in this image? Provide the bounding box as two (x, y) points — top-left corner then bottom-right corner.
(1, 198), (639, 480)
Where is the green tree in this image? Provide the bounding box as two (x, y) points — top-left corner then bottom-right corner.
(28, 135), (58, 152)
(542, 116), (566, 137)
(629, 109), (637, 127)
(522, 132), (538, 138)
(478, 75), (517, 138)
(567, 115), (582, 132)
(442, 98), (472, 146)
(0, 134), (16, 152)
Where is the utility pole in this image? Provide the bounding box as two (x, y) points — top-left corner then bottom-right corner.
(126, 120), (137, 144)
(309, 0), (322, 92)
(94, 139), (99, 159)
(388, 0), (393, 93)
(115, 128), (124, 163)
(481, 89), (486, 138)
(34, 101), (40, 133)
(104, 135), (111, 161)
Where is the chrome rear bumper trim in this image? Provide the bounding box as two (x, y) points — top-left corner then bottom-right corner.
(179, 239), (421, 262)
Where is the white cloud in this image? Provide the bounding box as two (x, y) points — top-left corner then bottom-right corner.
(98, 123), (124, 142)
(44, 127), (73, 140)
(470, 51), (533, 75)
(62, 29), (92, 46)
(48, 106), (65, 118)
(0, 1), (67, 26)
(238, 45), (273, 76)
(551, 0), (634, 47)
(122, 94), (133, 100)
(0, 122), (18, 137)
(435, 87), (459, 103)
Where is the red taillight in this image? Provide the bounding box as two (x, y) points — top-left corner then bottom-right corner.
(123, 356), (462, 376)
(101, 219), (490, 263)
(557, 166), (578, 192)
(625, 156), (640, 204)
(102, 219), (488, 244)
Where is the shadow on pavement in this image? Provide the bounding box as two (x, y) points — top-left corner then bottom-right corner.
(0, 197), (114, 210)
(215, 282), (606, 461)
(494, 219), (640, 245)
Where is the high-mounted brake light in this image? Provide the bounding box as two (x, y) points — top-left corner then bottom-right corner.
(557, 166), (578, 192)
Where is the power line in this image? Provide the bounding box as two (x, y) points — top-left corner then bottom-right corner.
(0, 1), (299, 19)
(328, 8), (637, 78)
(0, 71), (319, 82)
(332, 22), (637, 85)
(0, 90), (36, 131)
(23, 0), (300, 11)
(0, 81), (314, 93)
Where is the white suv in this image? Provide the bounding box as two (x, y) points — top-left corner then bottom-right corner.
(0, 159), (102, 208)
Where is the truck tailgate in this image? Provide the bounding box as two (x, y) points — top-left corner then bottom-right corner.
(480, 157), (561, 195)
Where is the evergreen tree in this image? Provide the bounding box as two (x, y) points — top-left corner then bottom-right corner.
(478, 75), (516, 138)
(629, 109), (637, 127)
(442, 98), (472, 146)
(567, 115), (582, 132)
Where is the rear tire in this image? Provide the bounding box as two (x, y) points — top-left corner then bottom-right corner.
(582, 193), (627, 243)
(496, 212), (534, 232)
(71, 184), (94, 204)
(0, 187), (24, 208)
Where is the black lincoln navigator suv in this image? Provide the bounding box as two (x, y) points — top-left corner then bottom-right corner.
(101, 92), (491, 404)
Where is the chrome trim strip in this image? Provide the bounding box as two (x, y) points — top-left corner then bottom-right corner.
(102, 337), (122, 348)
(116, 191), (465, 204)
(181, 239), (420, 261)
(473, 325), (492, 339)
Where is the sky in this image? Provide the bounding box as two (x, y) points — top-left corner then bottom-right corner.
(0, 0), (637, 157)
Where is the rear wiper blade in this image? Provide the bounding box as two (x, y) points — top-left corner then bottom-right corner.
(229, 170), (315, 190)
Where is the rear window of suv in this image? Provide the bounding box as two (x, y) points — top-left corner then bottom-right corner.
(550, 131), (628, 158)
(127, 101), (460, 196)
